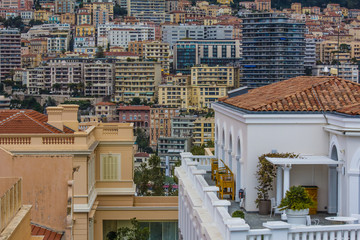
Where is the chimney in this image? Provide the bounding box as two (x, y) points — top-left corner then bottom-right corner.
(47, 106), (64, 131)
(60, 104), (79, 131)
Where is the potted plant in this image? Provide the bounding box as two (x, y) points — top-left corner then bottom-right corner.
(255, 153), (298, 215)
(232, 210), (245, 219)
(278, 186), (315, 225)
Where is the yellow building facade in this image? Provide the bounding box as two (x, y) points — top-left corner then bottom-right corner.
(193, 117), (215, 146)
(34, 9), (51, 21)
(75, 24), (95, 37)
(0, 105), (178, 240)
(159, 65), (239, 109)
(114, 61), (162, 103)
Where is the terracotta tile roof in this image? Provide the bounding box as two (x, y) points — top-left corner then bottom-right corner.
(31, 224), (63, 240)
(104, 52), (138, 57)
(220, 76), (360, 115)
(118, 105), (150, 111)
(96, 102), (116, 106)
(135, 152), (149, 157)
(0, 110), (75, 134)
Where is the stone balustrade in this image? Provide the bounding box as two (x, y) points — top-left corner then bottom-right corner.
(177, 152), (360, 240)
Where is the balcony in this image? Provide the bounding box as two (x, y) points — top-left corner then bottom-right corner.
(0, 123), (133, 152)
(0, 178), (22, 233)
(176, 153), (360, 240)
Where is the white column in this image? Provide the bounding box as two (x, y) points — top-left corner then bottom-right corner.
(282, 165), (291, 198)
(228, 150), (232, 170)
(235, 155), (241, 202)
(282, 165), (291, 220)
(328, 165), (338, 214)
(214, 140), (218, 158)
(348, 173), (360, 216)
(276, 166), (283, 207)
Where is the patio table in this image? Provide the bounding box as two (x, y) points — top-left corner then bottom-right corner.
(325, 216), (358, 224)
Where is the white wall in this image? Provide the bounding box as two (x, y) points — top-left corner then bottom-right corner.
(214, 102), (331, 211)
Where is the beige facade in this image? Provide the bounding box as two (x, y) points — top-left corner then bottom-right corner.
(129, 40), (170, 73)
(192, 117), (215, 146)
(150, 107), (180, 147)
(190, 65), (239, 108)
(114, 61), (162, 103)
(318, 40), (360, 64)
(158, 74), (191, 108)
(84, 61), (114, 97)
(0, 105), (178, 240)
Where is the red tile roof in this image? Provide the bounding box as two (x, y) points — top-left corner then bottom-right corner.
(96, 102), (116, 106)
(135, 152), (149, 157)
(31, 224), (63, 240)
(118, 105), (150, 111)
(0, 110), (75, 134)
(220, 76), (360, 115)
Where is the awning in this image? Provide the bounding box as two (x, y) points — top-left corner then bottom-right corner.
(265, 155), (339, 165)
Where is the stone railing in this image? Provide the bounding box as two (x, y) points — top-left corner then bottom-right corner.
(183, 152), (213, 171)
(0, 178), (22, 233)
(177, 152), (360, 240)
(0, 137), (31, 145)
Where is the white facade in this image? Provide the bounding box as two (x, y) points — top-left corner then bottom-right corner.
(312, 64), (359, 83)
(47, 36), (69, 53)
(161, 24), (234, 47)
(212, 101), (360, 217)
(97, 23), (155, 45)
(108, 29), (146, 48)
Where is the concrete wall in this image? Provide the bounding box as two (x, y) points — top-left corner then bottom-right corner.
(0, 148), (73, 231)
(1, 205), (32, 240)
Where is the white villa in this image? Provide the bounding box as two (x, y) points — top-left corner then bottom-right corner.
(176, 76), (360, 239)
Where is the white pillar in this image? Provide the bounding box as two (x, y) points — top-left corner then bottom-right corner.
(214, 140), (218, 158)
(276, 166), (283, 207)
(328, 165), (338, 214)
(282, 165), (291, 220)
(228, 150), (232, 170)
(348, 173), (360, 216)
(235, 155), (241, 202)
(282, 165), (291, 198)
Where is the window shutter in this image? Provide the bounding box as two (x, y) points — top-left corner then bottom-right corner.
(101, 154), (121, 181)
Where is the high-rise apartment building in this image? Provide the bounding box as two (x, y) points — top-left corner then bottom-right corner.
(127, 0), (168, 24)
(114, 61), (162, 102)
(129, 40), (170, 73)
(0, 29), (21, 82)
(84, 61), (114, 96)
(241, 13), (305, 88)
(173, 39), (241, 74)
(55, 0), (75, 13)
(150, 107), (179, 147)
(162, 24), (234, 47)
(192, 117), (215, 146)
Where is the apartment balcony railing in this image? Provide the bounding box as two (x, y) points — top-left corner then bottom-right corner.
(177, 153), (360, 240)
(0, 123), (133, 151)
(0, 178), (22, 233)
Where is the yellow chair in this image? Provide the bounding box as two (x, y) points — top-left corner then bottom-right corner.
(211, 159), (218, 181)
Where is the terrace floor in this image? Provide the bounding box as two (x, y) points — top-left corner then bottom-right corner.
(203, 172), (338, 229)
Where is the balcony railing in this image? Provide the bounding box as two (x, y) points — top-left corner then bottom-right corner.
(0, 178), (22, 233)
(177, 152), (360, 240)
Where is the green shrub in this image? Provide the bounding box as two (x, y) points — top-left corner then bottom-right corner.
(278, 186), (315, 211)
(231, 210), (245, 219)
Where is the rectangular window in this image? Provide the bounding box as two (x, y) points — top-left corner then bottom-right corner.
(100, 154), (121, 181)
(88, 155), (95, 193)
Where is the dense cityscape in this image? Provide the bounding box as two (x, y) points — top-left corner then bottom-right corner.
(1, 0), (360, 239)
